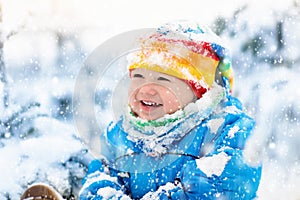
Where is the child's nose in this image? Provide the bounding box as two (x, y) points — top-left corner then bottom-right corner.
(139, 84), (157, 95)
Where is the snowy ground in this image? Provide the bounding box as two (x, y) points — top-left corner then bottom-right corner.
(0, 117), (87, 199)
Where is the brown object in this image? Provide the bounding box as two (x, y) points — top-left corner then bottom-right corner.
(20, 184), (63, 200)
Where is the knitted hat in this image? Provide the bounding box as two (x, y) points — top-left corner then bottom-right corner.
(128, 20), (234, 98)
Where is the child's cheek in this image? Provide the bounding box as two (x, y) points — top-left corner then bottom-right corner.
(128, 91), (138, 109)
(163, 91), (181, 114)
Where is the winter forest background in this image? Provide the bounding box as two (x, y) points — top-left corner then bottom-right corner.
(0, 0), (300, 199)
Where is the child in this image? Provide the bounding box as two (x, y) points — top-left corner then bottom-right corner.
(79, 20), (262, 200)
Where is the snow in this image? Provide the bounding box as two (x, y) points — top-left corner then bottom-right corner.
(0, 117), (86, 199)
(83, 171), (119, 187)
(96, 187), (130, 200)
(0, 0), (300, 199)
(196, 152), (231, 177)
(141, 182), (178, 200)
(206, 118), (225, 134)
(228, 125), (240, 139)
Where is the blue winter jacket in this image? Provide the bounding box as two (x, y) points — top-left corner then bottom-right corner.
(79, 85), (262, 200)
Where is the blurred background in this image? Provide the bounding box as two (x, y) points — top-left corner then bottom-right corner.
(0, 0), (299, 199)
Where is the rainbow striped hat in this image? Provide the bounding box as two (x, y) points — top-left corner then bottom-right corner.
(128, 20), (234, 98)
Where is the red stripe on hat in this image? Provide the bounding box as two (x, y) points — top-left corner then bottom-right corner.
(184, 80), (208, 99)
(150, 34), (219, 61)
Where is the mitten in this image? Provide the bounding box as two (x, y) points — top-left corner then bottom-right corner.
(79, 160), (130, 200)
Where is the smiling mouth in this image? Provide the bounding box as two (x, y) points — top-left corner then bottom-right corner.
(140, 100), (163, 107)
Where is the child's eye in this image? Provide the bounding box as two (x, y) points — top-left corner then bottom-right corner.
(132, 74), (144, 78)
(157, 77), (171, 82)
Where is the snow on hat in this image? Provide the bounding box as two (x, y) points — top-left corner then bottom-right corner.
(128, 20), (234, 98)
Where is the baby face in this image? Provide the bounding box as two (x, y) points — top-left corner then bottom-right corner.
(128, 68), (196, 120)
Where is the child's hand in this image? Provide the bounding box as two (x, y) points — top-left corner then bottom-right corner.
(79, 176), (131, 200)
(141, 182), (185, 200)
(80, 182), (131, 200)
(79, 159), (131, 200)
